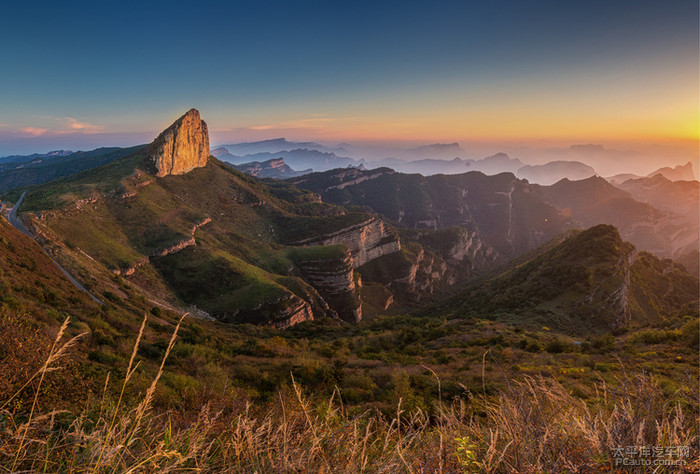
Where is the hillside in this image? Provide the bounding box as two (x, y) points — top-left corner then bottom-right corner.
(0, 214), (98, 322)
(441, 225), (699, 334)
(0, 146), (143, 193)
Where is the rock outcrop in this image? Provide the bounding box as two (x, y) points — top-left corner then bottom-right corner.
(149, 109), (210, 177)
(291, 217), (401, 268)
(358, 245), (447, 302)
(268, 295), (315, 329)
(294, 247), (362, 322)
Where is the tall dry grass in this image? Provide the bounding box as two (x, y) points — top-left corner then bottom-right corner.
(0, 316), (697, 473)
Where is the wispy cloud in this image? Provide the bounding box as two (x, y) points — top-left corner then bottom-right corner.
(6, 117), (105, 138)
(60, 117), (104, 133)
(19, 127), (49, 136)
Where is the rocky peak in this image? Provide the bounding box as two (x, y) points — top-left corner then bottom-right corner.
(149, 108), (210, 177)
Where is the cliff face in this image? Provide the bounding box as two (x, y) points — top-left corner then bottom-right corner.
(265, 295), (315, 329)
(294, 247), (362, 322)
(224, 290), (316, 329)
(149, 109), (210, 177)
(292, 217), (401, 268)
(357, 244), (448, 302)
(417, 226), (500, 279)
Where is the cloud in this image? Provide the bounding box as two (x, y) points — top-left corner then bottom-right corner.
(3, 117), (105, 138)
(60, 117), (104, 133)
(19, 127), (49, 136)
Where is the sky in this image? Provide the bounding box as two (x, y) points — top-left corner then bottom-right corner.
(0, 0), (697, 174)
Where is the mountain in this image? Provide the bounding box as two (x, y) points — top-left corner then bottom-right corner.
(0, 149), (73, 165)
(378, 157), (469, 175)
(290, 168), (576, 258)
(227, 158), (311, 179)
(439, 225), (698, 335)
(374, 153), (525, 177)
(217, 138), (347, 156)
(149, 108), (209, 177)
(469, 152), (524, 175)
(516, 160), (597, 185)
(405, 142), (465, 159)
(605, 173), (642, 185)
(215, 148), (358, 172)
(647, 162), (696, 181)
(6, 110), (696, 329)
(0, 147), (142, 193)
(210, 146), (237, 160)
(291, 168), (698, 263)
(614, 174), (699, 225)
(540, 176), (698, 259)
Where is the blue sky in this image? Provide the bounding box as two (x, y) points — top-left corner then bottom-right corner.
(0, 0), (697, 163)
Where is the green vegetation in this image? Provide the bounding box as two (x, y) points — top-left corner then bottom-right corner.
(273, 212), (370, 243)
(1, 305), (697, 472)
(287, 244), (348, 261)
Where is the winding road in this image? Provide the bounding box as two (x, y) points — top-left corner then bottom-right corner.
(8, 191), (103, 305)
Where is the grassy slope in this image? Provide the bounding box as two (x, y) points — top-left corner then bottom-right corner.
(13, 154), (378, 322)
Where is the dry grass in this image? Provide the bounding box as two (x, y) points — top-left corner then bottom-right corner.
(0, 316), (697, 473)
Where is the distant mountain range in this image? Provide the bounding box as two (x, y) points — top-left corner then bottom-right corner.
(607, 162), (696, 184)
(212, 139), (698, 187)
(0, 149), (73, 165)
(517, 160), (596, 185)
(226, 158), (311, 179)
(290, 168), (698, 264)
(212, 144), (359, 172)
(216, 138), (348, 156)
(0, 146), (143, 192)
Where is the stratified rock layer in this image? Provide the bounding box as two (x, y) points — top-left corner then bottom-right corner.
(149, 109), (210, 177)
(295, 247), (362, 322)
(291, 217), (401, 267)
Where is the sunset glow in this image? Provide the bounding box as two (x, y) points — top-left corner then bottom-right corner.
(0, 0), (697, 174)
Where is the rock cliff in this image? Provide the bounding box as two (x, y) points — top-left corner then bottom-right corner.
(149, 109), (210, 177)
(357, 244), (448, 302)
(293, 246), (362, 322)
(291, 217), (401, 268)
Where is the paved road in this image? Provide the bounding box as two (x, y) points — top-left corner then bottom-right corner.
(7, 191), (103, 305)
